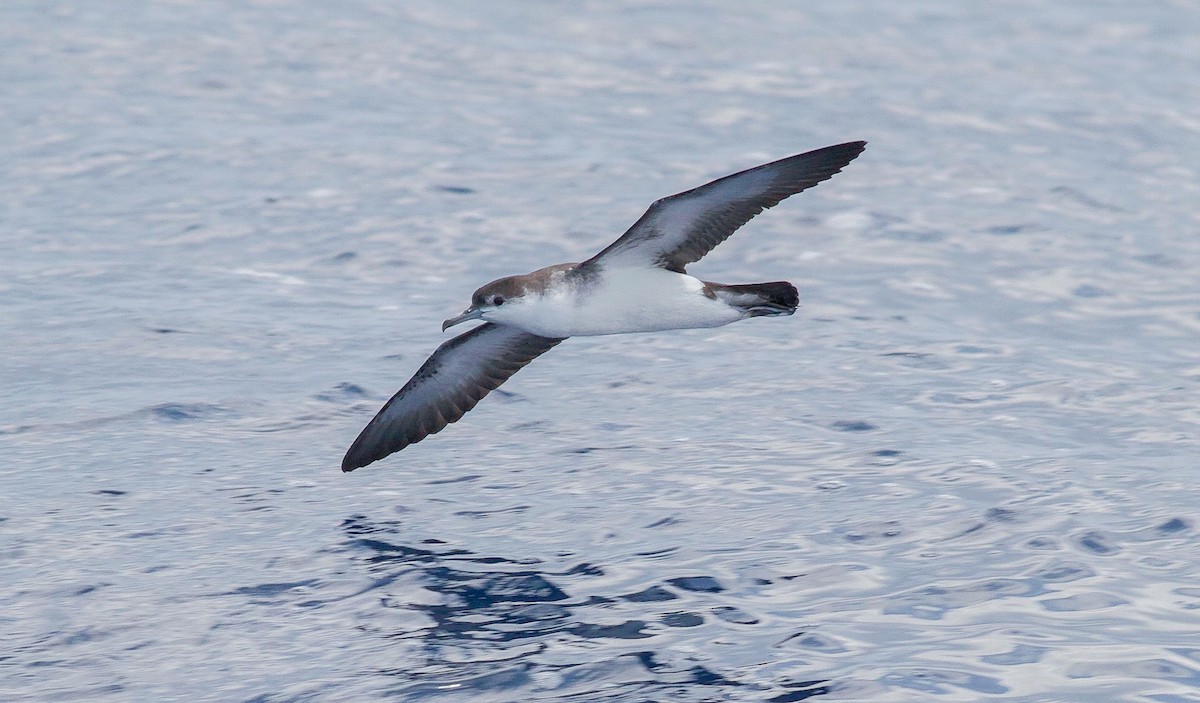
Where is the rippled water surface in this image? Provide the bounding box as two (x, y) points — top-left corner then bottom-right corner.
(4, 2), (1200, 701)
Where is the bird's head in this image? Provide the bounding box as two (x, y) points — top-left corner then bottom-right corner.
(442, 275), (532, 331)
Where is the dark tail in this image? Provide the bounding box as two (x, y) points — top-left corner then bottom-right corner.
(704, 281), (799, 317)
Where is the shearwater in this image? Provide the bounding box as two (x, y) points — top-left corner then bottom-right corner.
(343, 141), (866, 472)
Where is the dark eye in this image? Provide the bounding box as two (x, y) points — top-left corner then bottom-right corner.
(492, 295), (505, 306)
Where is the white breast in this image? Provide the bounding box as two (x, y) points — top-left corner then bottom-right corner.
(504, 268), (743, 337)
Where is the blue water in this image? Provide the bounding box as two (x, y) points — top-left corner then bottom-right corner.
(4, 1), (1200, 701)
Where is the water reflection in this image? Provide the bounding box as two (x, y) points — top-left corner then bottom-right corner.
(340, 514), (832, 701)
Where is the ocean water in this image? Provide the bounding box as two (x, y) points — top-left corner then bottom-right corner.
(3, 1), (1199, 701)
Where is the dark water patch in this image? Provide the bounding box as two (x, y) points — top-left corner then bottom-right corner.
(346, 512), (441, 535)
(881, 351), (952, 370)
(881, 668), (1008, 695)
(985, 507), (1018, 522)
(922, 391), (1009, 405)
(53, 626), (110, 647)
(661, 611), (704, 627)
(1041, 592), (1128, 611)
(219, 486), (283, 514)
(351, 537), (438, 561)
(1074, 530), (1120, 555)
(645, 515), (681, 528)
(1050, 185), (1124, 212)
(313, 382), (370, 402)
(713, 605), (758, 624)
(243, 413), (330, 432)
(1029, 561), (1095, 583)
(1134, 253), (1185, 269)
(565, 563), (604, 577)
(947, 521), (986, 539)
(432, 184), (476, 194)
(228, 579), (320, 599)
(622, 585), (678, 602)
(885, 578), (1040, 620)
(954, 344), (1005, 354)
(840, 520), (902, 544)
(683, 663), (741, 687)
(982, 644), (1047, 665)
(634, 546), (679, 559)
(830, 420), (877, 432)
(1072, 284), (1112, 298)
(1156, 517), (1191, 535)
(567, 445), (636, 455)
(453, 505), (530, 519)
(666, 576), (724, 593)
(868, 448), (904, 467)
(768, 676), (835, 700)
(431, 570), (569, 608)
(389, 664), (532, 700)
(876, 227), (946, 242)
(981, 223), (1041, 236)
(388, 652), (760, 701)
(425, 474), (481, 485)
(124, 530), (166, 539)
(146, 403), (231, 422)
(568, 620), (652, 639)
(782, 631), (848, 653)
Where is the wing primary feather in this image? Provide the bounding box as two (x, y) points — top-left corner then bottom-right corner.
(580, 141), (865, 273)
(342, 323), (565, 472)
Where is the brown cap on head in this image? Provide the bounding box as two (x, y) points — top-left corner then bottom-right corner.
(470, 263), (579, 307)
(472, 276), (528, 308)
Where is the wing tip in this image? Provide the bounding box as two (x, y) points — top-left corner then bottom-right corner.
(822, 140), (868, 165)
(341, 433), (397, 473)
(341, 450), (368, 473)
(795, 140), (867, 182)
(342, 434), (413, 473)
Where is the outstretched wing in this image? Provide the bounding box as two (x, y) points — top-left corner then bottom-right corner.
(343, 323), (565, 471)
(581, 141), (865, 273)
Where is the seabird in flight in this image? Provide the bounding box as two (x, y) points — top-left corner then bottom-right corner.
(343, 141), (866, 471)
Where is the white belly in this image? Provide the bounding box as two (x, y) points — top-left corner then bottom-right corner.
(511, 268), (743, 337)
